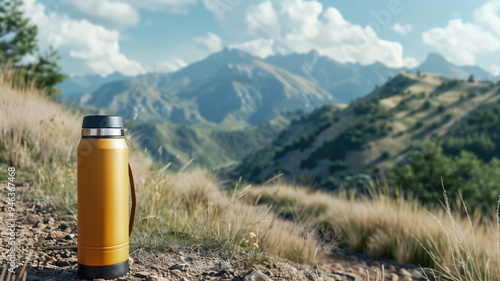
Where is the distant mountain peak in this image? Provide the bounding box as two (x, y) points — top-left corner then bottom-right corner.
(306, 49), (320, 58)
(210, 48), (256, 61)
(417, 52), (491, 80)
(424, 53), (449, 64)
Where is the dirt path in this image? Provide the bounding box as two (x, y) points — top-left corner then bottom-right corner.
(1, 182), (435, 281)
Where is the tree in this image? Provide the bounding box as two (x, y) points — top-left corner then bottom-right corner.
(388, 141), (500, 213)
(28, 47), (66, 96)
(0, 0), (66, 95)
(381, 151), (390, 159)
(0, 0), (37, 64)
(422, 100), (432, 110)
(468, 74), (475, 83)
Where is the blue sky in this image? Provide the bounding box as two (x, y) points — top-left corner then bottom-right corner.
(21, 0), (500, 77)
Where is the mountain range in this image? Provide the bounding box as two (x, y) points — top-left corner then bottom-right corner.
(56, 49), (497, 172)
(58, 49), (493, 126)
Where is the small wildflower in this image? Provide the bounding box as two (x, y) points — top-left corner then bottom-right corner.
(245, 240), (249, 245)
(249, 232), (256, 239)
(253, 243), (259, 250)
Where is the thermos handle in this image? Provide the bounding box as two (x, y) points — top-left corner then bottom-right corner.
(128, 163), (136, 236)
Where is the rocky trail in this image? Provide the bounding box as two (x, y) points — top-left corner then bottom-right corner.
(0, 182), (437, 281)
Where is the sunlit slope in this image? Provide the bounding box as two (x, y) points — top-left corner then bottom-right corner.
(234, 72), (500, 183)
(81, 49), (335, 127)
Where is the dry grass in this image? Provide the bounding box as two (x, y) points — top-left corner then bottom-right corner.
(247, 182), (500, 280)
(133, 170), (318, 264)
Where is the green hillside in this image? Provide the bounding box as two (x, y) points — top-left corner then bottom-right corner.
(128, 112), (299, 170)
(233, 72), (500, 192)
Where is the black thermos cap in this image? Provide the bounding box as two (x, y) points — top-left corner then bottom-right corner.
(82, 115), (123, 129)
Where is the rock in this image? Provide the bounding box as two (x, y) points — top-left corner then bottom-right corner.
(398, 268), (412, 277)
(219, 260), (231, 270)
(351, 265), (365, 275)
(332, 270), (363, 281)
(244, 270), (273, 281)
(371, 261), (381, 268)
(388, 265), (397, 271)
(59, 271), (74, 279)
(170, 263), (190, 271)
(305, 269), (329, 281)
(203, 271), (221, 277)
(148, 276), (169, 281)
(281, 263), (298, 275)
(170, 269), (182, 276)
(411, 268), (435, 280)
(26, 214), (42, 225)
(386, 273), (399, 281)
(135, 271), (150, 278)
(332, 263), (344, 271)
(55, 260), (72, 267)
(329, 274), (343, 281)
(49, 228), (71, 239)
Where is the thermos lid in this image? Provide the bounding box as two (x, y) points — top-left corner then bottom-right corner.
(81, 115), (124, 138)
(82, 115), (123, 129)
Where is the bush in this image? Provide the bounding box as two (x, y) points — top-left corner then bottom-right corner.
(381, 151), (390, 159)
(389, 141), (500, 213)
(421, 100), (432, 110)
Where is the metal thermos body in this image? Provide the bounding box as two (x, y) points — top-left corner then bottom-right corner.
(77, 115), (135, 279)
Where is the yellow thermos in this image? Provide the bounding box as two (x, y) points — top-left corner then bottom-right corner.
(77, 115), (136, 279)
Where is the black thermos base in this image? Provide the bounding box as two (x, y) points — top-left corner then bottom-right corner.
(78, 259), (129, 279)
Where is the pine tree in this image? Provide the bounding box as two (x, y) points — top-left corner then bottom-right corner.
(0, 0), (66, 95)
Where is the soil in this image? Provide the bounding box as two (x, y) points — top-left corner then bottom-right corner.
(0, 182), (438, 281)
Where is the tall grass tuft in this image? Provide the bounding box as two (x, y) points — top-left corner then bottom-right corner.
(247, 181), (500, 280)
(133, 169), (318, 264)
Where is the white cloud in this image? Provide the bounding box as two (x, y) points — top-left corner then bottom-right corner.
(192, 32), (223, 53)
(202, 0), (245, 20)
(473, 0), (500, 34)
(391, 23), (412, 35)
(155, 59), (187, 73)
(490, 64), (500, 76)
(403, 57), (418, 68)
(69, 0), (140, 28)
(422, 19), (500, 65)
(205, 0), (415, 68)
(246, 2), (280, 37)
(121, 0), (196, 14)
(229, 38), (275, 58)
(21, 0), (145, 77)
